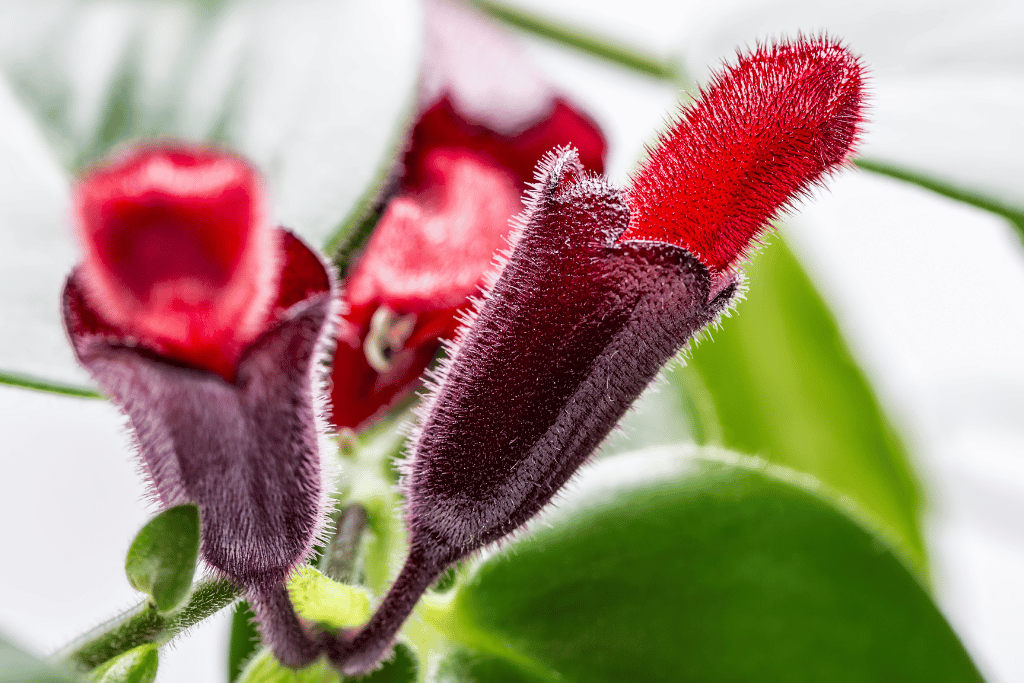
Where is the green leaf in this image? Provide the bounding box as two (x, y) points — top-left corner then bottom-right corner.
(287, 566), (371, 629)
(229, 602), (260, 683)
(434, 447), (981, 683)
(90, 644), (158, 683)
(0, 631), (76, 683)
(679, 238), (927, 574)
(433, 650), (551, 683)
(236, 649), (339, 683)
(359, 643), (417, 683)
(236, 644), (416, 683)
(0, 0), (422, 391)
(125, 505), (200, 612)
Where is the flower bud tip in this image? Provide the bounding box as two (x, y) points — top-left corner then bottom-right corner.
(623, 36), (866, 271)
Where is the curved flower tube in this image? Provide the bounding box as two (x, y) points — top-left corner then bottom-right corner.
(329, 36), (866, 675)
(62, 145), (338, 668)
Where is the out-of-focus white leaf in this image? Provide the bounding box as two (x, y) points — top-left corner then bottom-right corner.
(0, 77), (86, 386)
(667, 0), (1024, 209)
(0, 0), (422, 388)
(864, 74), (1024, 207)
(498, 0), (1024, 209)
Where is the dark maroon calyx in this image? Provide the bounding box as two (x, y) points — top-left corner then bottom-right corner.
(330, 150), (738, 675)
(64, 229), (336, 669)
(408, 152), (735, 565)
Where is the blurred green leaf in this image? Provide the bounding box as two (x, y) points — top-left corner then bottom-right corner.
(0, 632), (76, 683)
(287, 566), (371, 630)
(236, 649), (338, 683)
(0, 0), (422, 391)
(433, 650), (551, 683)
(125, 505), (200, 612)
(679, 238), (927, 574)
(90, 644), (158, 683)
(236, 644), (416, 683)
(436, 447), (980, 683)
(359, 643), (417, 683)
(229, 602), (260, 683)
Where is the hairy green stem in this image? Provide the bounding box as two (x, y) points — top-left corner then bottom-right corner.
(320, 504), (370, 584)
(60, 578), (241, 670)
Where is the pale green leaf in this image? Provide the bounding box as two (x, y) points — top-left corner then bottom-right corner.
(287, 566), (371, 630)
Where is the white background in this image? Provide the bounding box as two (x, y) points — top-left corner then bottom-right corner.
(2, 0), (1023, 681)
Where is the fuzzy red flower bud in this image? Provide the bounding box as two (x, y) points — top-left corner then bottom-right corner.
(330, 36), (866, 675)
(63, 144), (338, 668)
(624, 37), (864, 271)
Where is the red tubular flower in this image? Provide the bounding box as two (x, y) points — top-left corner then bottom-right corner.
(624, 38), (864, 271)
(329, 0), (606, 431)
(62, 145), (338, 668)
(73, 148), (275, 381)
(329, 36), (866, 675)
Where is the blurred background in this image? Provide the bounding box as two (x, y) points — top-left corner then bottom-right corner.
(1, 0), (1022, 681)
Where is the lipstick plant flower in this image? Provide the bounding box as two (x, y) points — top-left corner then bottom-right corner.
(329, 35), (865, 675)
(329, 0), (605, 431)
(62, 145), (338, 668)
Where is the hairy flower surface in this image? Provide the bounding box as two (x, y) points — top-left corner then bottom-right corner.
(63, 145), (337, 668)
(624, 38), (864, 271)
(331, 36), (866, 675)
(329, 0), (605, 431)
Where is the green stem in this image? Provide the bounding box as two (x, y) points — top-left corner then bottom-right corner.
(0, 369), (102, 399)
(60, 578), (241, 670)
(856, 159), (1024, 245)
(320, 504), (370, 583)
(470, 0), (676, 80)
